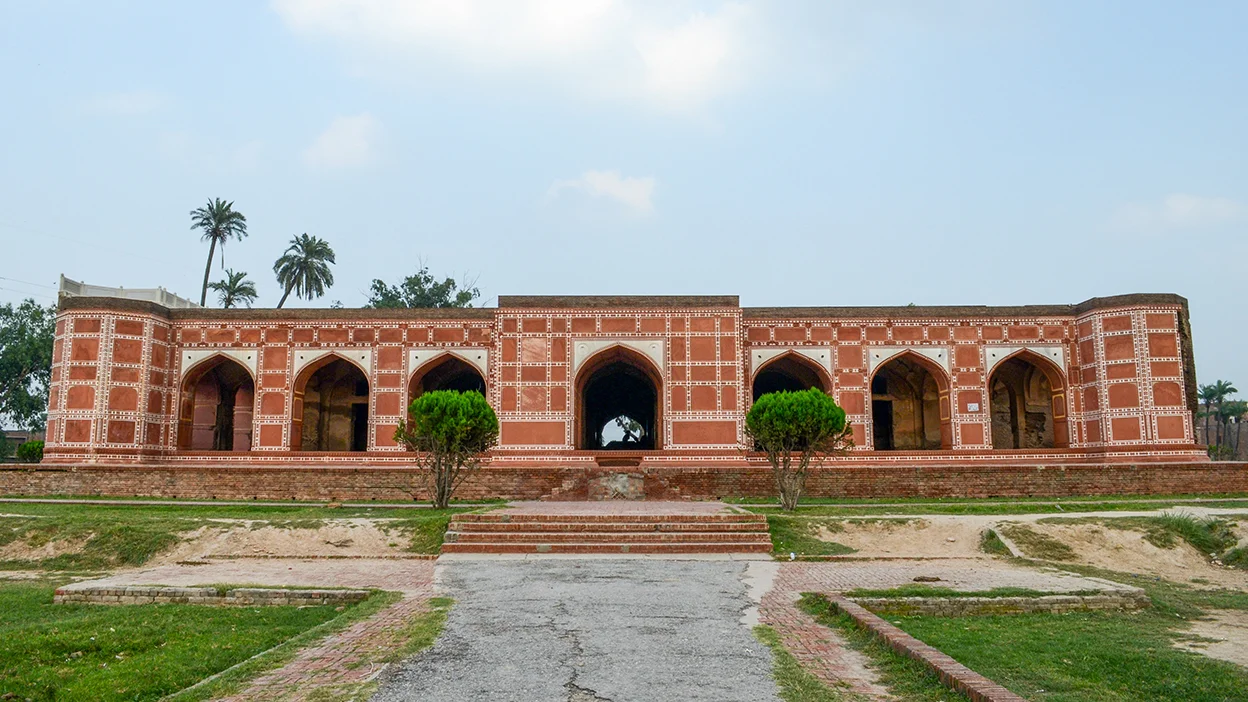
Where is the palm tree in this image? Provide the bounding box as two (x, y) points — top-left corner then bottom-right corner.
(207, 269), (258, 309)
(1218, 400), (1248, 459)
(189, 198), (248, 306)
(1199, 383), (1220, 447)
(274, 234), (336, 308)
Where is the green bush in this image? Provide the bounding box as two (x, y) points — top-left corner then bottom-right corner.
(15, 440), (43, 463)
(394, 390), (499, 508)
(745, 389), (851, 510)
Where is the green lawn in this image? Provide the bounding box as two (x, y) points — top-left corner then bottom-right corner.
(0, 502), (475, 569)
(745, 497), (1248, 517)
(842, 567), (1248, 701)
(0, 579), (360, 701)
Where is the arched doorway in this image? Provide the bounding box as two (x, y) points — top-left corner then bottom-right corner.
(751, 353), (832, 402)
(410, 355), (487, 400)
(178, 356), (255, 451)
(870, 353), (951, 450)
(989, 351), (1069, 449)
(576, 346), (662, 450)
(292, 356), (370, 452)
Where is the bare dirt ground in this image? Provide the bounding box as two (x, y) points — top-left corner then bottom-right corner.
(1174, 609), (1248, 669)
(151, 519), (415, 563)
(0, 534), (89, 561)
(817, 517), (990, 559)
(1026, 521), (1248, 590)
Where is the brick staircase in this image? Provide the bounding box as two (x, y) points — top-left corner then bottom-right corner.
(441, 509), (773, 555)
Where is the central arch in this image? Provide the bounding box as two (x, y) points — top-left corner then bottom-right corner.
(291, 355), (370, 452)
(575, 345), (663, 450)
(988, 350), (1069, 449)
(869, 352), (952, 450)
(177, 355), (255, 451)
(751, 352), (832, 402)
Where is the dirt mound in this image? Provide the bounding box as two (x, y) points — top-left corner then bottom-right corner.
(1027, 521), (1248, 590)
(1174, 609), (1248, 668)
(816, 517), (990, 558)
(0, 534), (89, 561)
(152, 519), (413, 564)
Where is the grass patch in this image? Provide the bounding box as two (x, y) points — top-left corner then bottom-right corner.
(979, 529), (1011, 556)
(767, 516), (857, 557)
(797, 594), (968, 701)
(753, 625), (850, 701)
(845, 585), (1102, 600)
(723, 492), (1248, 506)
(0, 578), (359, 702)
(995, 523), (1077, 561)
(743, 497), (1248, 517)
(1036, 513), (1245, 568)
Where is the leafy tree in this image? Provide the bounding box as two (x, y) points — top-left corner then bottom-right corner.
(189, 198), (248, 307)
(207, 268), (258, 309)
(15, 439), (43, 463)
(0, 434), (10, 459)
(1216, 399), (1248, 459)
(274, 234), (336, 308)
(366, 266), (480, 308)
(0, 299), (56, 431)
(393, 390), (499, 509)
(745, 388), (852, 511)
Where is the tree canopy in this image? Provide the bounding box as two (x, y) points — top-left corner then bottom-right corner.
(745, 388), (852, 510)
(366, 267), (480, 308)
(0, 299), (56, 431)
(274, 234), (336, 308)
(394, 390), (498, 508)
(207, 268), (258, 309)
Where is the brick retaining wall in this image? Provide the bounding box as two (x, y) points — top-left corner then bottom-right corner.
(3, 461), (1245, 501)
(53, 585), (371, 607)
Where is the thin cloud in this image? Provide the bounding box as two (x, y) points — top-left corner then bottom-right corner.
(548, 170), (657, 214)
(271, 0), (756, 113)
(302, 113), (381, 170)
(1112, 193), (1244, 233)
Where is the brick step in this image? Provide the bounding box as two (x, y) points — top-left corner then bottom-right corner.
(441, 541), (774, 555)
(452, 513), (765, 524)
(447, 530), (771, 544)
(448, 520), (768, 533)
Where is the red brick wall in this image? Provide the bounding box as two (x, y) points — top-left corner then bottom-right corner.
(3, 462), (1243, 502)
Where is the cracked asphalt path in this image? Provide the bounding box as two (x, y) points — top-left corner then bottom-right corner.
(370, 560), (781, 702)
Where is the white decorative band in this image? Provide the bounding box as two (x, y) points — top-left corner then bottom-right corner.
(292, 348), (372, 378)
(409, 348), (490, 379)
(572, 339), (665, 374)
(750, 346), (833, 376)
(180, 348), (259, 381)
(867, 346), (951, 375)
(984, 345), (1065, 376)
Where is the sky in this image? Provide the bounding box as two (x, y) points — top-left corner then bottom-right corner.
(0, 1), (1245, 385)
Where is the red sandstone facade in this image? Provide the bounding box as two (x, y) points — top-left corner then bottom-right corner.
(10, 293), (1228, 501)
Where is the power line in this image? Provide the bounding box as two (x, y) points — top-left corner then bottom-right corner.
(0, 285), (56, 300)
(0, 275), (57, 290)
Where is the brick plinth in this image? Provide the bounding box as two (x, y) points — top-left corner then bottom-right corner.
(2, 461), (1244, 502)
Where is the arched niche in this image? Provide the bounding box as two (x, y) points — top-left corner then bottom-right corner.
(751, 351), (832, 402)
(575, 345), (663, 450)
(869, 352), (952, 450)
(988, 350), (1069, 449)
(409, 354), (487, 402)
(178, 355), (255, 451)
(291, 355), (370, 452)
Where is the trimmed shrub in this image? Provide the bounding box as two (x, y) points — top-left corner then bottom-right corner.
(16, 439), (43, 463)
(394, 390), (499, 508)
(745, 389), (852, 511)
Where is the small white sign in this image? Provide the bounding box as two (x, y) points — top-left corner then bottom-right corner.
(967, 402), (980, 412)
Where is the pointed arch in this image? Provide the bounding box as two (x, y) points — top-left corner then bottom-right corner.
(291, 352), (371, 451)
(987, 348), (1070, 449)
(868, 350), (952, 450)
(574, 344), (664, 450)
(408, 352), (488, 403)
(177, 354), (255, 451)
(751, 350), (833, 402)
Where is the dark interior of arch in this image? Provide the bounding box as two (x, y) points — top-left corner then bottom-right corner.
(752, 355), (826, 401)
(416, 356), (486, 396)
(302, 359), (370, 452)
(187, 359), (254, 451)
(581, 360), (657, 450)
(990, 357), (1055, 449)
(871, 356), (942, 451)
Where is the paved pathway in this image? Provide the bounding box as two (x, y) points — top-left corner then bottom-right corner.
(371, 560), (781, 702)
